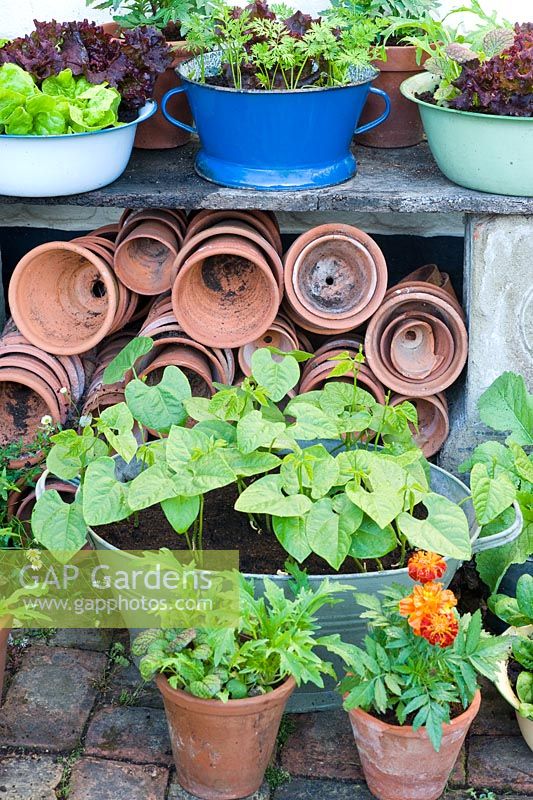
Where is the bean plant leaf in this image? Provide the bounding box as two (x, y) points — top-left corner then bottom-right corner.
(102, 336), (154, 385)
(272, 516), (311, 562)
(251, 348), (300, 402)
(125, 366), (191, 433)
(306, 497), (351, 570)
(236, 410), (287, 453)
(82, 457), (131, 526)
(510, 442), (533, 484)
(287, 403), (339, 440)
(349, 514), (397, 560)
(470, 462), (516, 525)
(345, 456), (407, 529)
(477, 517), (533, 592)
(31, 492), (87, 561)
(235, 474), (311, 517)
(127, 464), (178, 511)
(162, 495), (200, 534)
(46, 428), (108, 480)
(397, 493), (471, 560)
(478, 372), (533, 446)
(97, 402), (138, 464)
(516, 574), (533, 619)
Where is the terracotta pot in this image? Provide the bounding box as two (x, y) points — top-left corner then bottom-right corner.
(114, 221), (181, 295)
(300, 359), (386, 403)
(390, 393), (449, 457)
(347, 690), (481, 800)
(0, 366), (62, 449)
(0, 353), (70, 420)
(175, 222), (283, 295)
(238, 320), (300, 376)
(0, 342), (72, 396)
(185, 210), (282, 256)
(140, 345), (215, 397)
(283, 225), (387, 333)
(358, 46), (426, 149)
(172, 235), (281, 348)
(91, 223), (120, 242)
(0, 623), (10, 708)
(135, 42), (193, 149)
(365, 286), (468, 396)
(117, 209), (185, 245)
(9, 242), (119, 356)
(157, 674), (295, 800)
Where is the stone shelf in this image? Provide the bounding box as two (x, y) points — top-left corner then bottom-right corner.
(2, 143), (533, 214)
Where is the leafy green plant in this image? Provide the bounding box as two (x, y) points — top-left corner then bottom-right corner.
(489, 573), (533, 721)
(341, 552), (508, 750)
(185, 0), (382, 90)
(460, 372), (532, 592)
(133, 575), (356, 698)
(0, 64), (121, 135)
(86, 0), (211, 37)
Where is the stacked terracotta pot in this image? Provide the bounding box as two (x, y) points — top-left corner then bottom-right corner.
(283, 224), (388, 334)
(300, 337), (386, 403)
(136, 294), (235, 394)
(363, 265), (466, 457)
(171, 210), (284, 348)
(8, 225), (143, 356)
(0, 321), (85, 459)
(3, 212), (469, 460)
(81, 333), (136, 417)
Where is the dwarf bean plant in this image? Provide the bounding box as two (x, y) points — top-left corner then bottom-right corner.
(31, 339), (511, 573)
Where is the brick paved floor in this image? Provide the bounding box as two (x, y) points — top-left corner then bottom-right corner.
(0, 629), (531, 800)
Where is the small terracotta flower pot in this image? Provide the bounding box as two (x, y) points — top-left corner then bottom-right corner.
(365, 285), (468, 396)
(238, 319), (299, 376)
(175, 222), (283, 295)
(140, 345), (215, 398)
(358, 45), (426, 149)
(117, 209), (185, 245)
(157, 674), (295, 800)
(114, 221), (181, 295)
(9, 242), (119, 356)
(172, 235), (281, 348)
(283, 225), (387, 333)
(347, 690), (481, 800)
(0, 366), (62, 449)
(91, 223), (120, 242)
(390, 393), (450, 457)
(0, 623), (10, 708)
(134, 42), (193, 150)
(185, 210), (282, 256)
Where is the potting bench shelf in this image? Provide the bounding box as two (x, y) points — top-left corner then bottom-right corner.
(2, 143), (533, 213)
(0, 143), (531, 477)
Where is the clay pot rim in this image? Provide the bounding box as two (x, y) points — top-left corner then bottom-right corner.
(0, 365), (62, 421)
(373, 44), (428, 73)
(8, 241), (119, 356)
(117, 211), (185, 247)
(290, 233), (379, 321)
(177, 221), (283, 294)
(185, 209), (281, 255)
(156, 674), (296, 713)
(347, 689), (480, 738)
(0, 343), (72, 393)
(172, 237), (281, 348)
(283, 224), (387, 329)
(0, 354), (70, 415)
(114, 223), (181, 295)
(380, 310), (455, 381)
(385, 281), (465, 319)
(365, 290), (468, 396)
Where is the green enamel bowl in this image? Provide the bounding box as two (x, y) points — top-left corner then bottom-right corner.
(401, 73), (533, 197)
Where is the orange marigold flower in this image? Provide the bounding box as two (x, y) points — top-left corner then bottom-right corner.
(407, 551), (447, 584)
(399, 582), (457, 635)
(420, 611), (459, 648)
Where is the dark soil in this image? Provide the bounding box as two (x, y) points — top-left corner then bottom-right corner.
(449, 561), (489, 618)
(508, 657), (522, 693)
(94, 485), (407, 575)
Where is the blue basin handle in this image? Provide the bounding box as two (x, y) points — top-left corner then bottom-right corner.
(161, 86), (197, 135)
(354, 87), (391, 136)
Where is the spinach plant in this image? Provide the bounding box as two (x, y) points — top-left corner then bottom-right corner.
(185, 0), (382, 90)
(489, 574), (533, 721)
(133, 575), (357, 699)
(460, 372), (531, 592)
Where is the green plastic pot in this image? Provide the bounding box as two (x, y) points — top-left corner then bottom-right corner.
(401, 73), (533, 197)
